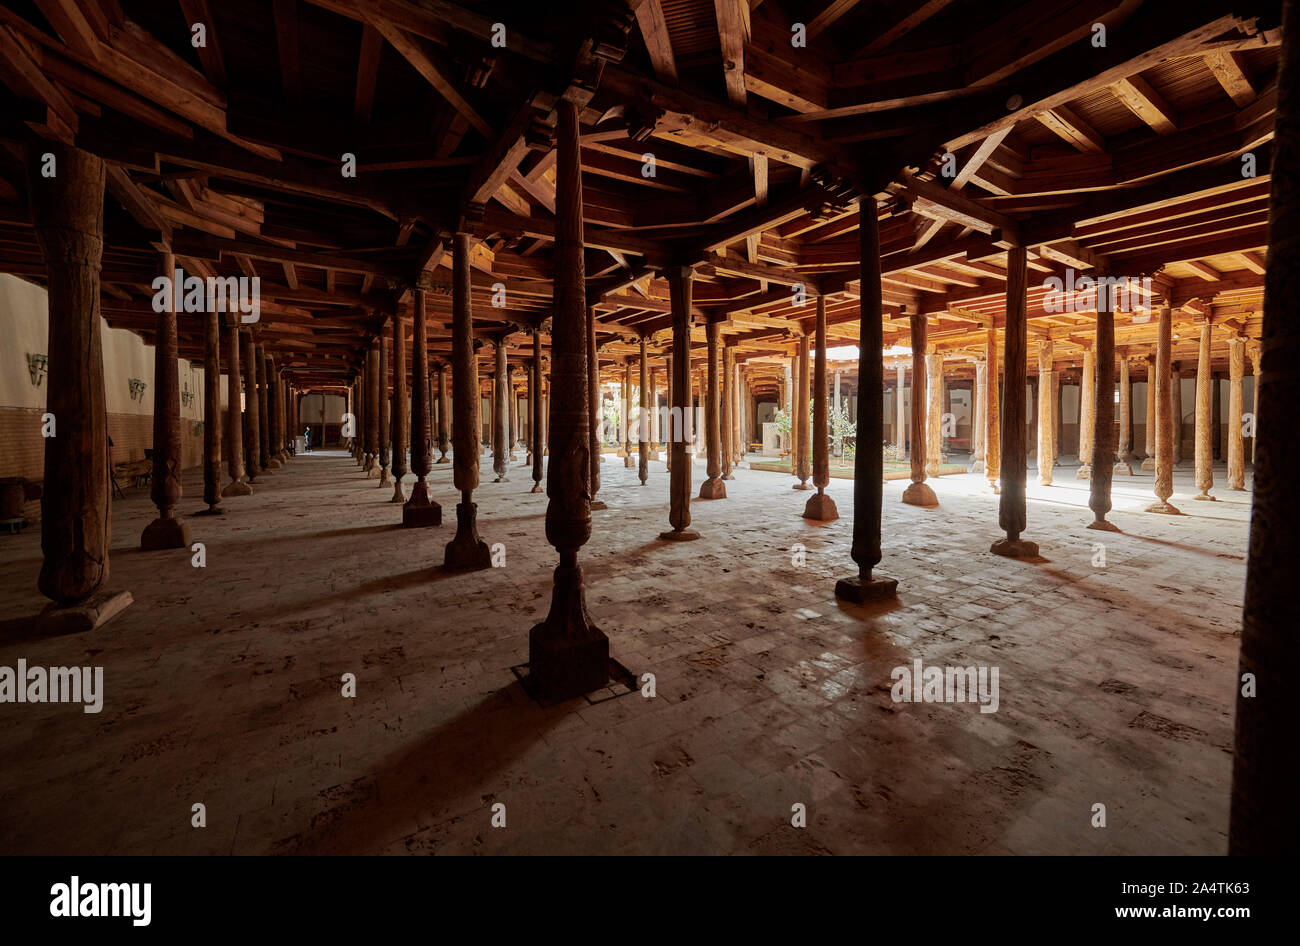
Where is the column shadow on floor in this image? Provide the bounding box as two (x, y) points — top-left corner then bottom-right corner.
(291, 685), (560, 854)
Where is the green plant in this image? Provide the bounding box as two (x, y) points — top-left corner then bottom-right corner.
(883, 442), (905, 462)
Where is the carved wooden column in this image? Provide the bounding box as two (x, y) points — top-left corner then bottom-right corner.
(664, 353), (673, 474)
(970, 359), (987, 473)
(1077, 343), (1095, 479)
(638, 335), (650, 485)
(403, 289), (440, 527)
(266, 355), (284, 469)
(142, 251), (192, 550)
(1247, 342), (1261, 464)
(255, 343), (274, 473)
(804, 291), (836, 520)
(1146, 300), (1180, 514)
(721, 343), (734, 480)
(661, 266), (698, 540)
(620, 360), (633, 468)
(529, 96), (609, 702)
(1142, 353), (1157, 471)
(1115, 349), (1134, 474)
(794, 330), (812, 489)
(241, 331), (260, 479)
(925, 348), (943, 479)
(992, 247), (1036, 556)
(1089, 281), (1118, 531)
(435, 363), (450, 463)
(492, 336), (510, 482)
(649, 366), (660, 451)
(1232, 0), (1300, 852)
(1172, 361), (1184, 466)
(377, 330), (391, 485)
(531, 328), (544, 493)
(509, 369), (520, 462)
(1193, 319), (1216, 500)
(699, 319), (726, 499)
(224, 317), (252, 495)
(200, 304), (222, 513)
(836, 194), (896, 602)
(27, 140), (130, 624)
(364, 340), (380, 478)
(588, 306), (606, 510)
(903, 315), (937, 506)
(985, 323), (1001, 494)
(1227, 336), (1246, 490)
(1036, 339), (1054, 486)
(444, 232), (489, 565)
(389, 310), (409, 502)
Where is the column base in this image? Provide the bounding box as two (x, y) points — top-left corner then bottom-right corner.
(1141, 457), (1156, 471)
(658, 528), (700, 541)
(1114, 461), (1135, 476)
(834, 574), (898, 604)
(698, 477), (726, 500)
(1193, 492), (1217, 501)
(969, 459), (985, 474)
(624, 456), (634, 469)
(591, 500), (607, 510)
(222, 479), (253, 497)
(267, 458), (282, 470)
(528, 564), (609, 703)
(443, 501), (491, 569)
(792, 480), (812, 491)
(990, 537), (1039, 558)
(1087, 519), (1122, 532)
(1146, 500), (1182, 515)
(1076, 465), (1092, 480)
(402, 481), (442, 528)
(494, 474), (509, 483)
(530, 482), (543, 493)
(901, 482), (938, 507)
(390, 481), (406, 503)
(436, 454), (450, 464)
(986, 483), (1001, 495)
(802, 492), (839, 522)
(141, 515), (192, 551)
(39, 590), (133, 634)
(195, 505), (223, 516)
(379, 467), (391, 486)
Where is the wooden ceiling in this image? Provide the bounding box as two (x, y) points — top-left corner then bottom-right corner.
(0, 0), (1282, 392)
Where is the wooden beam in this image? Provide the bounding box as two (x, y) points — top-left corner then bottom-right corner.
(854, 0), (955, 58)
(1110, 74), (1177, 134)
(178, 0), (225, 88)
(373, 19), (493, 138)
(353, 22), (382, 124)
(635, 0), (677, 84)
(1205, 50), (1256, 106)
(714, 0), (748, 107)
(272, 0), (301, 105)
(33, 0), (102, 60)
(1037, 106), (1105, 153)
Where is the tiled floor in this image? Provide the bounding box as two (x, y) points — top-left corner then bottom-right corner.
(0, 448), (1250, 854)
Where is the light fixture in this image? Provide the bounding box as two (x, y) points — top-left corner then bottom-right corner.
(26, 353), (47, 387)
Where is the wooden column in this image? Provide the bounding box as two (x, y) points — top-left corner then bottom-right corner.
(621, 360), (633, 468)
(1193, 320), (1216, 500)
(664, 354), (673, 473)
(720, 344), (734, 480)
(1089, 281), (1118, 531)
(1077, 344), (1095, 479)
(435, 363), (450, 463)
(804, 291), (837, 520)
(1037, 339), (1054, 486)
(256, 343), (273, 473)
(531, 328), (544, 493)
(242, 331), (260, 479)
(661, 267), (698, 539)
(1232, 0), (1300, 853)
(794, 331), (812, 488)
(1146, 301), (1180, 514)
(970, 359), (987, 473)
(638, 336), (650, 485)
(836, 194), (896, 602)
(224, 317), (252, 495)
(588, 306), (606, 510)
(649, 367), (660, 449)
(390, 311), (409, 502)
(27, 141), (128, 621)
(142, 252), (192, 550)
(403, 289), (440, 527)
(1116, 350), (1134, 474)
(201, 305), (222, 513)
(529, 96), (608, 702)
(1247, 342), (1261, 464)
(1227, 336), (1247, 490)
(364, 341), (380, 477)
(266, 355), (284, 469)
(1142, 353), (1157, 471)
(992, 246), (1036, 556)
(1172, 362), (1184, 466)
(492, 336), (510, 482)
(509, 369), (519, 462)
(985, 323), (1001, 494)
(699, 320), (726, 499)
(903, 315), (937, 506)
(443, 232), (488, 561)
(925, 349), (943, 479)
(378, 330), (391, 485)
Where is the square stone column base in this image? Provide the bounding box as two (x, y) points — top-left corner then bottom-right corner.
(39, 590), (133, 634)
